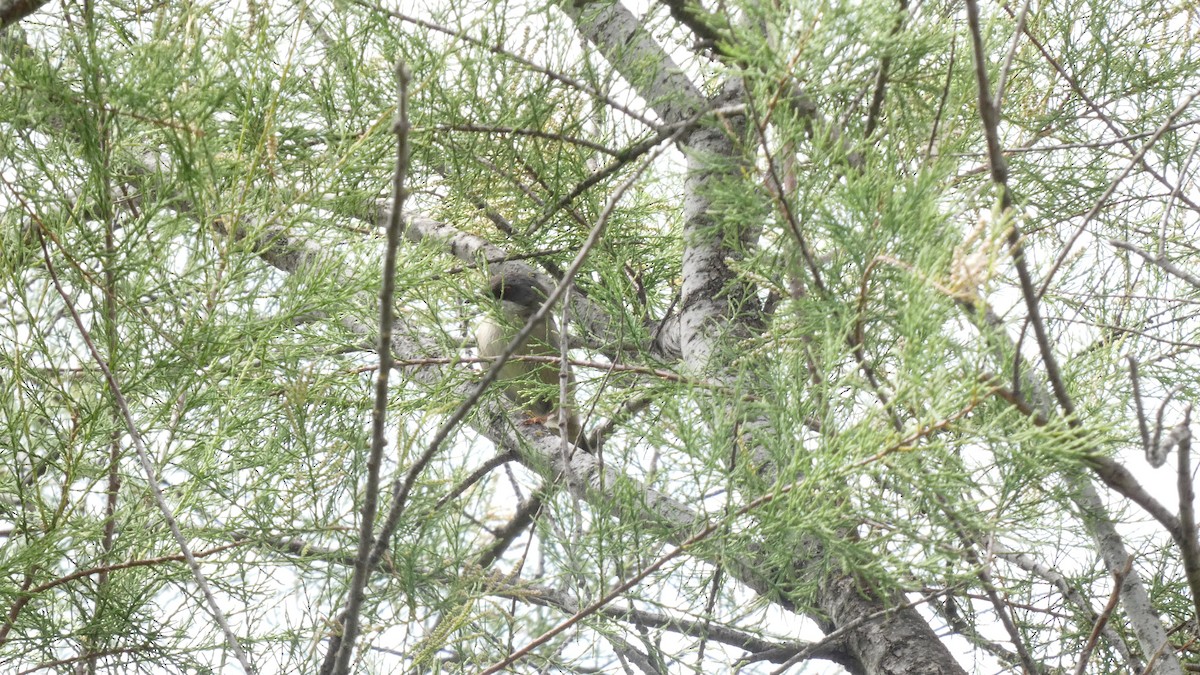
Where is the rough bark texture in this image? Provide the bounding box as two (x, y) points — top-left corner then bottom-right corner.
(818, 575), (966, 675)
(0, 0), (48, 31)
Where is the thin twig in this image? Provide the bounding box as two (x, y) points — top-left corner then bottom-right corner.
(962, 15), (1184, 668)
(926, 33), (956, 161)
(558, 283), (577, 461)
(522, 109), (726, 235)
(475, 490), (546, 569)
(863, 0), (908, 138)
(479, 573), (820, 664)
(350, 0), (658, 130)
(93, 133), (123, 675)
(995, 542), (1142, 671)
(1036, 90), (1200, 299)
(1002, 1), (1200, 220)
(965, 0), (1075, 417)
(479, 470), (796, 674)
(1110, 238), (1200, 291)
(34, 234), (254, 673)
(1074, 556), (1134, 675)
(1158, 122), (1200, 257)
(744, 92), (826, 294)
(16, 644), (163, 675)
(992, 0), (1031, 110)
(852, 257), (902, 430)
(978, 568), (1041, 673)
(999, 118), (1200, 155)
(1128, 356), (1152, 452)
(429, 123), (620, 156)
(26, 542), (249, 596)
(431, 451), (519, 512)
(320, 60), (411, 675)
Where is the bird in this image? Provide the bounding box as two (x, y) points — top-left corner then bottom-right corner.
(474, 269), (591, 453)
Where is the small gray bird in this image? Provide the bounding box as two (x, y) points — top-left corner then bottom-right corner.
(475, 269), (590, 453)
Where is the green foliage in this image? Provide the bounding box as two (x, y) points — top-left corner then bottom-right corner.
(3, 0), (1200, 671)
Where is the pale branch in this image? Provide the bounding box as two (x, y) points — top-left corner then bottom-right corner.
(1110, 239), (1200, 292)
(564, 0), (853, 171)
(1174, 409), (1200, 626)
(994, 542), (1142, 672)
(609, 635), (661, 675)
(559, 0), (705, 129)
(372, 207), (685, 358)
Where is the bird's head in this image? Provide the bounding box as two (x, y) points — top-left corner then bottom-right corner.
(488, 270), (550, 319)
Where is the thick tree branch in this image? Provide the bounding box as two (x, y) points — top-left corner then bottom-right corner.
(0, 0), (49, 33)
(560, 0), (706, 133)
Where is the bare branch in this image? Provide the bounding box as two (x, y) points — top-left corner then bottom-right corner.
(321, 60), (413, 675)
(1174, 408), (1200, 624)
(31, 234), (254, 673)
(1110, 239), (1200, 292)
(1074, 556), (1134, 675)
